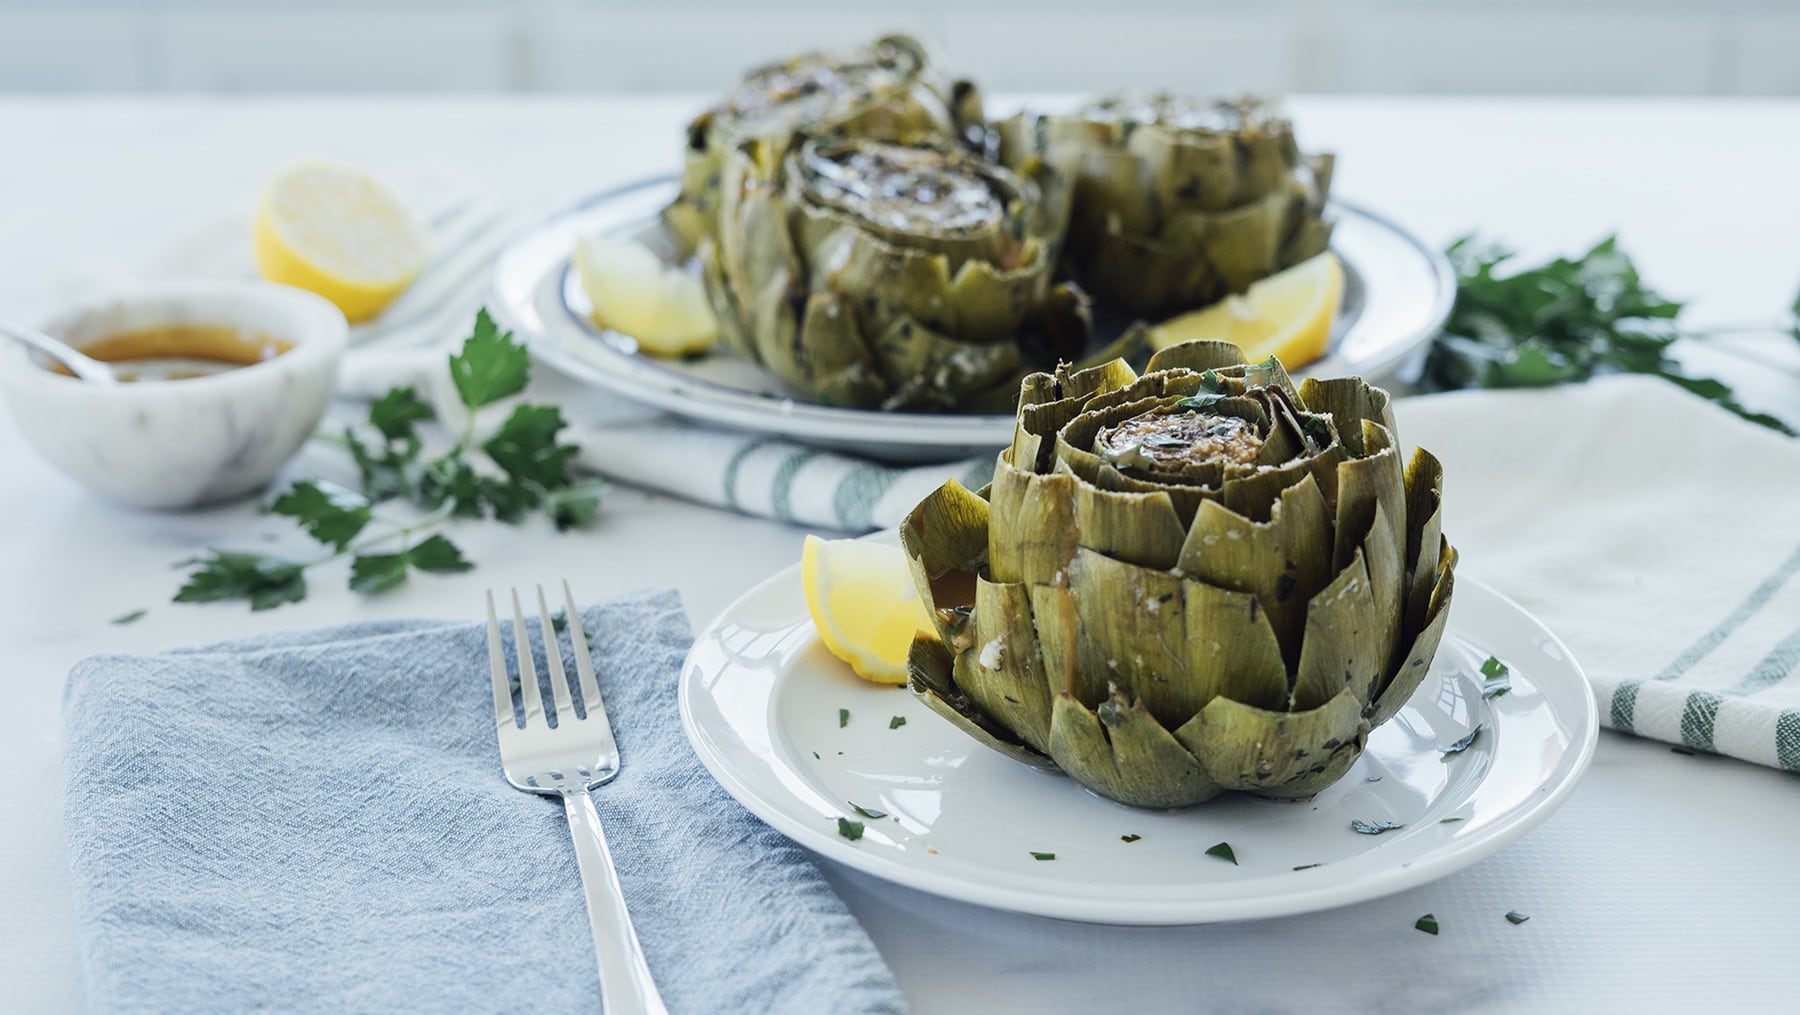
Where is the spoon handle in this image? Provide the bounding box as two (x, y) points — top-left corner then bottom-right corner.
(0, 318), (116, 384)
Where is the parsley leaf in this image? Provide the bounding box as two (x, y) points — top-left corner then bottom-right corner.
(405, 534), (473, 574)
(483, 404), (579, 491)
(1441, 725), (1484, 757)
(1480, 655), (1512, 699)
(348, 553), (409, 595)
(1506, 910), (1531, 925)
(1415, 914), (1439, 935)
(1205, 842), (1237, 865)
(1030, 851), (1055, 861)
(1121, 834), (1142, 843)
(836, 818), (865, 841)
(889, 716), (907, 729)
(174, 552), (306, 611)
(850, 803), (888, 820)
(839, 708), (849, 728)
(448, 309), (530, 409)
(545, 479), (607, 531)
(110, 609), (146, 625)
(1293, 863), (1324, 871)
(369, 386), (434, 442)
(268, 480), (372, 551)
(1350, 819), (1404, 835)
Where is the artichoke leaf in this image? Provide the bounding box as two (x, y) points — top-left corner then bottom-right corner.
(1049, 691), (1222, 809)
(1369, 542), (1456, 725)
(909, 636), (1058, 772)
(1292, 546), (1383, 711)
(1182, 686), (1365, 796)
(1296, 377), (1396, 457)
(797, 291), (890, 408)
(1333, 420), (1407, 575)
(1066, 548), (1193, 729)
(1067, 226), (1222, 319)
(1029, 582), (1087, 704)
(698, 237), (755, 358)
(989, 454), (1078, 586)
(1061, 461), (1188, 571)
(900, 480), (990, 647)
(1402, 447), (1446, 634)
(1178, 473), (1334, 667)
(1180, 577), (1290, 712)
(1145, 340), (1249, 376)
(964, 577), (1055, 752)
(871, 316), (1024, 412)
(1157, 188), (1289, 296)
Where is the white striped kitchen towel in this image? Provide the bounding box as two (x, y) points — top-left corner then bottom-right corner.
(1400, 374), (1800, 771)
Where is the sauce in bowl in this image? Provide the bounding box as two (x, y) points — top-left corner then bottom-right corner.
(52, 323), (293, 382)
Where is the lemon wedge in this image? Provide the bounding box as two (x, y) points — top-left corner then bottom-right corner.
(573, 234), (720, 357)
(801, 535), (934, 685)
(1149, 251), (1344, 369)
(252, 161), (428, 323)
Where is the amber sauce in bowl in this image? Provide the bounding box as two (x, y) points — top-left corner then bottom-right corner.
(50, 324), (294, 382)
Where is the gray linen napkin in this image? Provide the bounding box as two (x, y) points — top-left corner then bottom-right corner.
(63, 590), (904, 1014)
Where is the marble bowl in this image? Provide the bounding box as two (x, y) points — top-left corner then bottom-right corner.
(0, 283), (348, 509)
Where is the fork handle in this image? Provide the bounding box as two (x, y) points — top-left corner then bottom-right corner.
(563, 788), (669, 1015)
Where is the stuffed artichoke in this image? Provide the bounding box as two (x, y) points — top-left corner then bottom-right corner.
(995, 95), (1335, 319)
(664, 34), (981, 257)
(700, 135), (1091, 411)
(900, 341), (1455, 808)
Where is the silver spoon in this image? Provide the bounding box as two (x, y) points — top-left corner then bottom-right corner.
(0, 318), (117, 385)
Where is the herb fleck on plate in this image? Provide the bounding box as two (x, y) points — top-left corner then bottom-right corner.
(1204, 842), (1237, 865)
(1293, 863), (1324, 871)
(839, 708), (849, 728)
(1480, 655), (1512, 698)
(1120, 834), (1142, 843)
(836, 818), (864, 841)
(850, 803), (888, 820)
(888, 715), (906, 730)
(1030, 851), (1055, 861)
(1415, 913), (1439, 935)
(1350, 819), (1404, 835)
(1441, 725), (1484, 757)
(1505, 910), (1531, 925)
(110, 609), (147, 626)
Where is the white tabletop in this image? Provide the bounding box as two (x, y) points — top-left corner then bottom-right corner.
(2, 96), (1799, 1014)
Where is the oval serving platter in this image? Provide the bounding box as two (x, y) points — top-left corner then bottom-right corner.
(492, 175), (1454, 463)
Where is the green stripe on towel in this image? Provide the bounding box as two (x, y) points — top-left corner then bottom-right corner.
(1653, 540), (1800, 682)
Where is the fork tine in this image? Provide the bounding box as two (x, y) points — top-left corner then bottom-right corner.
(562, 579), (604, 712)
(509, 588), (545, 727)
(536, 584), (576, 724)
(485, 591), (516, 731)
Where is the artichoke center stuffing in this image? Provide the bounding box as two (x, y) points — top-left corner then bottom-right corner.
(803, 145), (1003, 234)
(1094, 410), (1265, 474)
(725, 45), (912, 130)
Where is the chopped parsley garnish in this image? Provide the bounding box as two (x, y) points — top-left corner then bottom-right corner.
(836, 818), (864, 841)
(1350, 819), (1404, 835)
(850, 803), (888, 820)
(839, 708), (849, 728)
(1030, 851), (1055, 861)
(1292, 863), (1323, 871)
(1441, 725), (1484, 757)
(1439, 817), (1466, 824)
(1120, 834), (1142, 843)
(1480, 656), (1512, 698)
(109, 609), (146, 626)
(1505, 911), (1530, 925)
(889, 716), (906, 729)
(1204, 842), (1237, 865)
(1415, 914), (1439, 935)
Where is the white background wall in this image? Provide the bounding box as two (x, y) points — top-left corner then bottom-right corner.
(3, 0), (1800, 95)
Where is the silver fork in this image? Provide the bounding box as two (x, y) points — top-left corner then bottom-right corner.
(486, 581), (668, 1015)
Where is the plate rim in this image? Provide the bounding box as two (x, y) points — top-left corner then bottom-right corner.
(678, 559), (1599, 926)
(491, 174), (1456, 455)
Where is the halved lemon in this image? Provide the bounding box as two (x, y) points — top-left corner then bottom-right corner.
(252, 161), (428, 323)
(573, 233), (719, 358)
(1148, 251), (1344, 369)
(801, 535), (934, 685)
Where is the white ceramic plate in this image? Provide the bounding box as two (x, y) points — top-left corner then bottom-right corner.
(680, 542), (1598, 926)
(491, 176), (1455, 463)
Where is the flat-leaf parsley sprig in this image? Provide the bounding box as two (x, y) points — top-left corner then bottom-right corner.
(1422, 235), (1798, 435)
(174, 310), (604, 610)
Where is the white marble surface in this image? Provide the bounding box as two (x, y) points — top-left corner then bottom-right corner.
(2, 97), (1799, 1014)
